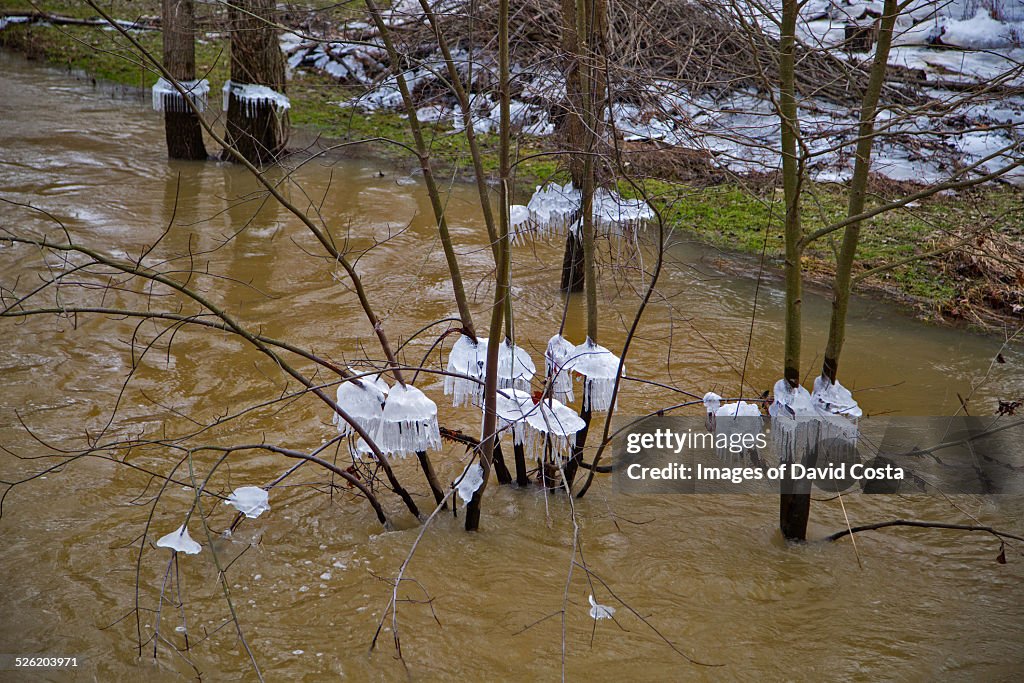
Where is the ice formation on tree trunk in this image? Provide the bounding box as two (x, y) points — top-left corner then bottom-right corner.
(592, 188), (656, 236)
(703, 392), (763, 461)
(156, 523), (202, 555)
(811, 375), (862, 419)
(588, 594), (616, 620)
(523, 182), (580, 237)
(333, 378), (387, 437)
(151, 77), (210, 113)
(769, 379), (819, 464)
(565, 338), (622, 412)
(456, 462), (485, 504)
(224, 486), (270, 519)
(497, 339), (536, 391)
(374, 383), (441, 456)
(494, 388), (534, 445)
(513, 182), (655, 240)
(444, 334), (486, 407)
(222, 80), (291, 117)
(545, 334), (576, 403)
(811, 374), (861, 455)
(524, 396), (586, 464)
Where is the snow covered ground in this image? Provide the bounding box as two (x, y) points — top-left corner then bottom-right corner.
(277, 0), (1022, 184)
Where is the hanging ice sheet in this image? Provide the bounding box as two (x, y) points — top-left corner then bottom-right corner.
(152, 77), (210, 113)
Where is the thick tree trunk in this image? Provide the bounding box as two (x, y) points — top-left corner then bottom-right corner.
(161, 0), (206, 160)
(223, 0), (288, 165)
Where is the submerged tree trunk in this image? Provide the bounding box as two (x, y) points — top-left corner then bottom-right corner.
(161, 0), (206, 160)
(223, 0), (288, 165)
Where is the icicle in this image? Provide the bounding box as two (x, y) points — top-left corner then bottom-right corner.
(152, 77), (209, 113)
(524, 397), (586, 465)
(222, 80), (291, 117)
(444, 334), (487, 407)
(224, 486), (270, 519)
(156, 523), (201, 555)
(374, 383), (441, 457)
(494, 388), (534, 445)
(565, 338), (622, 412)
(456, 462), (484, 504)
(588, 594), (616, 620)
(333, 378), (386, 437)
(545, 334), (576, 403)
(497, 339), (535, 391)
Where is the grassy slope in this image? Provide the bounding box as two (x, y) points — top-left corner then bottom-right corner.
(2, 0), (1020, 325)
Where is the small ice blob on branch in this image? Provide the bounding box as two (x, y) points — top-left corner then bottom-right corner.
(152, 77), (210, 113)
(156, 523), (202, 555)
(566, 338), (622, 412)
(444, 334), (487, 407)
(588, 594), (616, 620)
(374, 383), (441, 456)
(333, 378), (387, 437)
(456, 462), (484, 504)
(224, 486), (270, 519)
(222, 80), (291, 117)
(545, 334), (576, 403)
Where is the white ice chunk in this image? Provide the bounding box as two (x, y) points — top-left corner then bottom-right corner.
(545, 334), (576, 403)
(444, 334), (487, 407)
(497, 339), (536, 391)
(524, 396), (586, 464)
(456, 462), (484, 504)
(224, 486), (270, 519)
(811, 375), (863, 419)
(565, 338), (622, 412)
(222, 80), (291, 116)
(152, 77), (209, 113)
(374, 383), (441, 456)
(156, 523), (202, 555)
(588, 594), (615, 620)
(333, 378), (386, 437)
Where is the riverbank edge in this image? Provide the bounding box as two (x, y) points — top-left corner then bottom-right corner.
(0, 15), (1020, 335)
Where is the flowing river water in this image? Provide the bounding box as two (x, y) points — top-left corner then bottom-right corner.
(1, 51), (1023, 680)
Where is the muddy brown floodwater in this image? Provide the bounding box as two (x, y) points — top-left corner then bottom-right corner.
(1, 50), (1023, 681)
